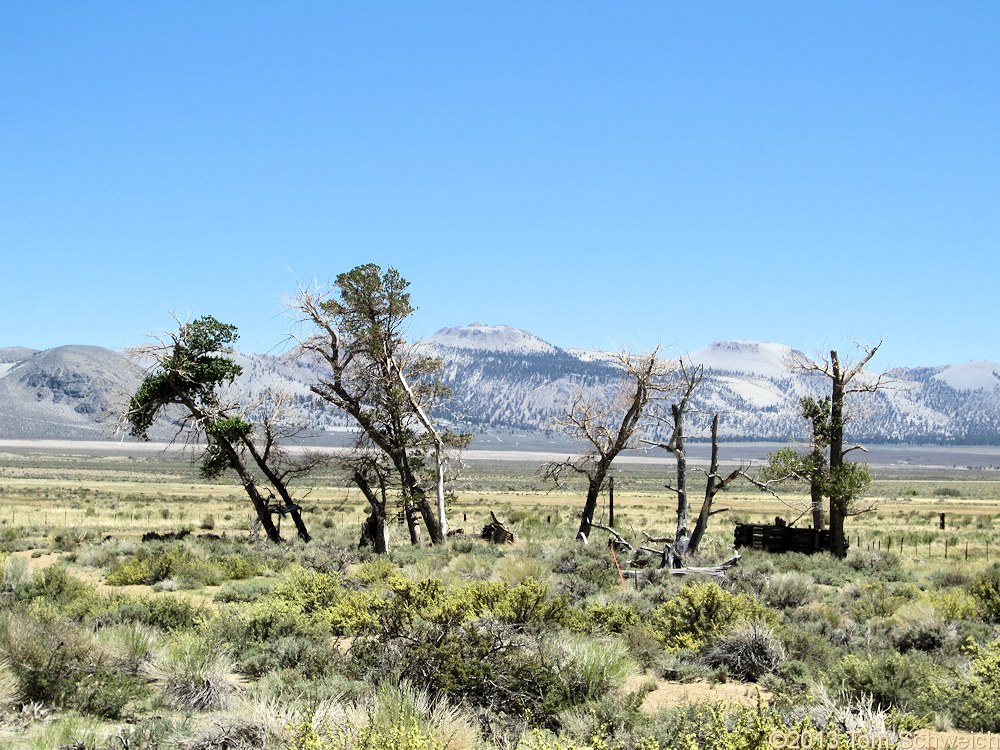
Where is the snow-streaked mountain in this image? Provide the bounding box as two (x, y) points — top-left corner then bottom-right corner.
(422, 327), (1000, 444)
(423, 324), (558, 354)
(933, 361), (1000, 392)
(2, 326), (999, 444)
(687, 340), (808, 378)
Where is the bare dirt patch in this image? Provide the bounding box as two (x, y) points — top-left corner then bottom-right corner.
(632, 677), (769, 712)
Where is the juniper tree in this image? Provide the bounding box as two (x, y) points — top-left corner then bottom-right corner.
(791, 345), (883, 557)
(291, 264), (468, 546)
(124, 315), (314, 543)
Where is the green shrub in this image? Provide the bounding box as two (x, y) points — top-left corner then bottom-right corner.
(777, 619), (839, 679)
(929, 568), (972, 588)
(20, 564), (101, 616)
(773, 551), (854, 586)
(641, 699), (861, 750)
(349, 557), (405, 587)
(317, 576), (575, 638)
(95, 594), (204, 632)
(889, 602), (956, 652)
(845, 550), (909, 582)
(272, 565), (345, 612)
(553, 543), (620, 601)
(845, 581), (913, 622)
(557, 634), (639, 701)
(1, 554), (30, 597)
(942, 638), (1000, 732)
(508, 508), (541, 524)
(762, 572), (814, 609)
(218, 553), (264, 580)
(0, 612), (147, 718)
(584, 601), (643, 634)
(213, 578), (277, 603)
(382, 620), (573, 727)
(289, 682), (478, 750)
(556, 688), (651, 746)
(489, 577), (572, 627)
(236, 633), (343, 679)
(933, 487), (962, 498)
(95, 622), (158, 675)
(928, 587), (980, 621)
(105, 544), (222, 587)
(970, 564), (1000, 622)
(836, 651), (938, 712)
(322, 590), (388, 635)
(209, 598), (323, 648)
(650, 581), (776, 651)
(290, 540), (363, 574)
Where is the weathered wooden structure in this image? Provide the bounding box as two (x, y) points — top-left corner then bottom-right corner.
(481, 511), (515, 544)
(734, 517), (835, 554)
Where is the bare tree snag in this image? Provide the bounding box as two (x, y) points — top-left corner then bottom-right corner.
(388, 354), (454, 539)
(642, 362), (741, 566)
(543, 349), (669, 540)
(588, 524), (740, 579)
(689, 414), (741, 554)
(643, 361), (700, 567)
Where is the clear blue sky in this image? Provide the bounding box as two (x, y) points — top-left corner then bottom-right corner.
(2, 2), (997, 368)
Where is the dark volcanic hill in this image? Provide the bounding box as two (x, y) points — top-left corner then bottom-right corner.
(0, 346), (142, 439)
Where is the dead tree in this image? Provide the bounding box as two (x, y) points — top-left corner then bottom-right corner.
(688, 414), (741, 552)
(643, 362), (739, 567)
(239, 389), (331, 542)
(542, 349), (669, 540)
(583, 519), (741, 578)
(345, 443), (394, 553)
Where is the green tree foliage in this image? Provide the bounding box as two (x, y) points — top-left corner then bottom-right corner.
(760, 364), (875, 554)
(125, 315), (311, 542)
(126, 316), (242, 441)
(293, 264), (469, 546)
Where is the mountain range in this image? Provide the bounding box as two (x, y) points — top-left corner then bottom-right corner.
(1, 324), (999, 444)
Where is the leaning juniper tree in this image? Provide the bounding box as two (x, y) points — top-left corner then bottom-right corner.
(290, 264), (469, 546)
(542, 348), (669, 541)
(123, 315), (315, 543)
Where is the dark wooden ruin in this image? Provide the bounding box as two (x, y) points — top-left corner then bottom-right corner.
(733, 517), (835, 554)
